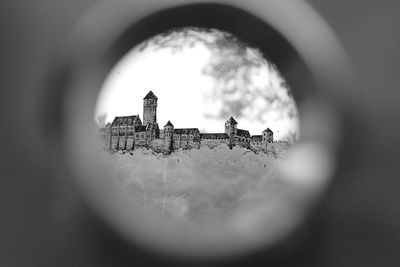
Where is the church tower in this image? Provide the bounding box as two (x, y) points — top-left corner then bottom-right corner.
(143, 91), (158, 126)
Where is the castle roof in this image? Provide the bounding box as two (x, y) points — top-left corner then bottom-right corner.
(226, 116), (238, 125)
(263, 128), (273, 133)
(164, 120), (173, 127)
(200, 133), (229, 139)
(237, 129), (250, 138)
(143, 91), (158, 100)
(134, 125), (147, 132)
(174, 128), (200, 135)
(251, 135), (262, 141)
(146, 122), (159, 132)
(111, 115), (141, 126)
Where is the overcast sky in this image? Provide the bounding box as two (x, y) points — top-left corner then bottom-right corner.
(94, 28), (299, 141)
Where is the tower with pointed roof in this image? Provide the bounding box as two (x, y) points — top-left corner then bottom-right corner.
(262, 128), (274, 146)
(225, 116), (238, 137)
(143, 91), (158, 126)
(163, 120), (174, 153)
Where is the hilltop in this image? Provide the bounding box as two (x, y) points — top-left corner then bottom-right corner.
(108, 143), (287, 225)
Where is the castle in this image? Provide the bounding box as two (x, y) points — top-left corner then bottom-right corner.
(102, 91), (274, 153)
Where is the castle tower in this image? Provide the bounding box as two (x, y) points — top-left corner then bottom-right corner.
(163, 120), (174, 153)
(225, 116), (238, 137)
(262, 128), (274, 147)
(143, 91), (158, 126)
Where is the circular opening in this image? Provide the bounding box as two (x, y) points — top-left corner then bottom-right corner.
(95, 27), (299, 144)
(58, 1), (350, 262)
(93, 25), (300, 234)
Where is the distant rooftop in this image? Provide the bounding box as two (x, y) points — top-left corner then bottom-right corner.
(143, 90), (158, 100)
(164, 120), (173, 127)
(237, 129), (250, 138)
(226, 116), (238, 125)
(134, 125), (147, 132)
(111, 115), (140, 126)
(174, 128), (200, 135)
(251, 135), (262, 141)
(200, 133), (229, 139)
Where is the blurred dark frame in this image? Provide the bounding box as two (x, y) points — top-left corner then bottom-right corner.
(1, 1), (377, 266)
(44, 2), (358, 266)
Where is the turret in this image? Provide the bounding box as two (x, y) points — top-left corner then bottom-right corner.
(143, 91), (158, 126)
(163, 120), (174, 153)
(225, 116), (238, 137)
(262, 128), (274, 146)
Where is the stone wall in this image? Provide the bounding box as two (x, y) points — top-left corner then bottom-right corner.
(172, 134), (201, 150)
(103, 128), (285, 154)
